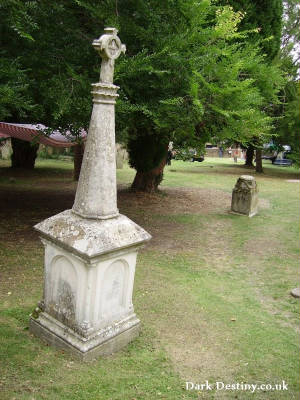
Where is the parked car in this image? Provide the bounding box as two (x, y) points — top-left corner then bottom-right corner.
(261, 154), (277, 163)
(192, 155), (205, 162)
(174, 148), (205, 162)
(262, 144), (293, 166)
(273, 156), (293, 166)
(262, 147), (293, 166)
(272, 150), (292, 166)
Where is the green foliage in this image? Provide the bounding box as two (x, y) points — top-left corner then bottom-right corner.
(186, 4), (284, 147)
(281, 0), (300, 73)
(114, 1), (285, 173)
(0, 0), (106, 128)
(127, 133), (168, 172)
(0, 0), (287, 177)
(273, 1), (300, 165)
(0, 0), (39, 121)
(217, 0), (283, 60)
(275, 81), (300, 165)
(215, 0), (287, 159)
(37, 149), (60, 160)
(0, 57), (36, 120)
(0, 0), (38, 42)
(110, 0), (202, 172)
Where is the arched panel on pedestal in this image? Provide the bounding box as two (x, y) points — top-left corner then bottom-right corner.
(100, 259), (129, 321)
(48, 255), (78, 325)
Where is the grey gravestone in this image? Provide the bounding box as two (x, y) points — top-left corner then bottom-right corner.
(0, 138), (12, 159)
(231, 175), (258, 217)
(290, 288), (300, 298)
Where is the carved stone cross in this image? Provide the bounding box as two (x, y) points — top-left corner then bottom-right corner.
(72, 28), (126, 219)
(30, 27), (151, 361)
(93, 27), (126, 84)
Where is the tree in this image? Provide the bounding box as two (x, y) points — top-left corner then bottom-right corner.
(273, 1), (300, 165)
(245, 145), (255, 167)
(0, 0), (107, 171)
(188, 6), (279, 147)
(218, 0), (284, 173)
(11, 138), (38, 169)
(217, 0), (283, 61)
(1, 0), (285, 187)
(114, 2), (284, 190)
(281, 0), (300, 71)
(275, 80), (300, 165)
(110, 0), (201, 192)
(0, 1), (39, 168)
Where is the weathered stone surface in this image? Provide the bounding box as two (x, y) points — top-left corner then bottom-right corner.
(93, 27), (126, 84)
(290, 288), (300, 298)
(30, 28), (151, 360)
(0, 138), (12, 159)
(72, 28), (125, 220)
(116, 143), (128, 169)
(35, 210), (151, 259)
(72, 82), (119, 219)
(30, 312), (140, 360)
(231, 175), (258, 217)
(30, 225), (147, 358)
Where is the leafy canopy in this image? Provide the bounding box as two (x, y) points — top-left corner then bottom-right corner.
(0, 0), (286, 169)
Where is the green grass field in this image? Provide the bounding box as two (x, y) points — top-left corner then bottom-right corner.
(0, 157), (299, 399)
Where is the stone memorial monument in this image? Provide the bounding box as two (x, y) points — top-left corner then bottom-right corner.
(29, 28), (151, 360)
(231, 175), (258, 217)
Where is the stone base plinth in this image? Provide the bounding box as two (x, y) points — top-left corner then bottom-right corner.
(30, 314), (140, 361)
(229, 210), (257, 218)
(30, 209), (151, 360)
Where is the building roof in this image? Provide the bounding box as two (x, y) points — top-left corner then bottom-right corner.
(0, 122), (87, 148)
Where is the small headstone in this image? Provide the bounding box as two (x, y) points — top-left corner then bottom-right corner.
(0, 138), (12, 159)
(290, 288), (300, 298)
(231, 175), (258, 217)
(116, 143), (128, 169)
(286, 180), (300, 183)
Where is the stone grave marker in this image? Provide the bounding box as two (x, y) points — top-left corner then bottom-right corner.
(29, 28), (151, 360)
(290, 288), (300, 298)
(0, 138), (12, 159)
(231, 175), (258, 217)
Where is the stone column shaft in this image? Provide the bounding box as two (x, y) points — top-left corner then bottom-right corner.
(72, 83), (119, 219)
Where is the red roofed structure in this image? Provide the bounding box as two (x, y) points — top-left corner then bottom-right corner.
(0, 122), (87, 179)
(0, 122), (87, 147)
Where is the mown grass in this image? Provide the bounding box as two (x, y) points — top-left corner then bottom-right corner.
(0, 157), (299, 399)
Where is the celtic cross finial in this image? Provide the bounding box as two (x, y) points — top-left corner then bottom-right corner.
(92, 27), (126, 84)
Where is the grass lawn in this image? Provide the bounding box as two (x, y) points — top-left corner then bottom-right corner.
(0, 157), (299, 399)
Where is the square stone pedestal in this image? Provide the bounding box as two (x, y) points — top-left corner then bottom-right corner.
(231, 175), (258, 217)
(29, 210), (151, 360)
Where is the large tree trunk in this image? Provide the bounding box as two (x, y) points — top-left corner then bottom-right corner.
(11, 138), (38, 169)
(255, 148), (263, 173)
(131, 157), (166, 193)
(245, 145), (255, 168)
(73, 143), (84, 181)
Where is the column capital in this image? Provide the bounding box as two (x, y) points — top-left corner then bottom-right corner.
(91, 83), (119, 105)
